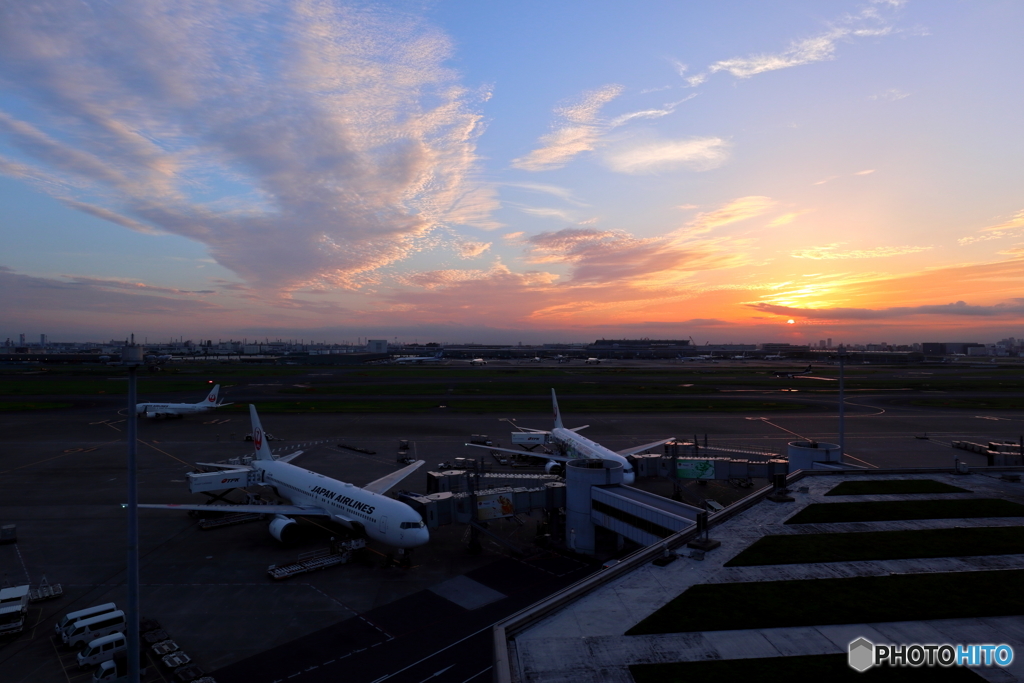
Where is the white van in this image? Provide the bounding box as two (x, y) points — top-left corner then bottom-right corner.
(63, 610), (125, 648)
(55, 603), (117, 636)
(77, 632), (126, 668)
(92, 655), (147, 682)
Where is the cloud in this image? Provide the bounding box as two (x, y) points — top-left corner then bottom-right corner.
(853, 169), (876, 175)
(791, 243), (932, 260)
(869, 89), (909, 101)
(513, 87), (700, 172)
(511, 85), (624, 171)
(0, 2), (498, 293)
(456, 240), (491, 258)
(523, 223), (743, 287)
(980, 209), (1024, 233)
(748, 299), (1024, 320)
(680, 196), (778, 236)
(958, 209), (1024, 244)
(603, 136), (730, 174)
(767, 211), (809, 227)
(684, 4), (901, 85)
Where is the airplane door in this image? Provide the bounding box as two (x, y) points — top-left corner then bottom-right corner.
(378, 516), (388, 535)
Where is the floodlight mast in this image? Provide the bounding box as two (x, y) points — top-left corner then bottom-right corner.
(838, 345), (847, 460)
(122, 336), (145, 683)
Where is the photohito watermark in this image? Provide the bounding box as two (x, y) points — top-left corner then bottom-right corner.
(849, 637), (1014, 672)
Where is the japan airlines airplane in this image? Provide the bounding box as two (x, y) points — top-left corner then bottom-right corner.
(773, 364), (813, 379)
(469, 358), (488, 365)
(464, 389), (673, 485)
(135, 384), (231, 418)
(139, 405), (429, 550)
(584, 358), (601, 365)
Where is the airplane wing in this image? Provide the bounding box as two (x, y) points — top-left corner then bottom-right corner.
(195, 462), (251, 470)
(362, 459), (425, 495)
(616, 437), (675, 456)
(567, 425), (589, 432)
(137, 503), (330, 515)
(464, 443), (557, 458)
(515, 427), (549, 434)
(275, 449), (304, 463)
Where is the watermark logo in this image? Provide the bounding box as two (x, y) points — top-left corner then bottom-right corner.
(849, 638), (1014, 671)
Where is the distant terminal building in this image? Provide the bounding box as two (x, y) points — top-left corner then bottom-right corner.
(365, 339), (389, 354)
(588, 339), (692, 359)
(759, 343), (809, 354)
(922, 342), (985, 355)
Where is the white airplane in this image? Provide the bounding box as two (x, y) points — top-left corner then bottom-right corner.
(469, 358), (488, 365)
(529, 356), (543, 363)
(135, 384), (231, 418)
(584, 357), (601, 365)
(393, 351), (445, 364)
(464, 389), (673, 485)
(139, 405), (429, 551)
(773, 364), (813, 379)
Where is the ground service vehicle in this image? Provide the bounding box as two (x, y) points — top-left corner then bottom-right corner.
(63, 610), (126, 648)
(55, 603), (118, 636)
(77, 633), (126, 668)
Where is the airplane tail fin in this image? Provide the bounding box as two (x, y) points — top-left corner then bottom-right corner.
(204, 384), (220, 405)
(249, 404), (274, 461)
(551, 388), (563, 429)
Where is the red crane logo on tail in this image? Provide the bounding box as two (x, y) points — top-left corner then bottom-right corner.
(208, 393), (216, 402)
(253, 429), (263, 450)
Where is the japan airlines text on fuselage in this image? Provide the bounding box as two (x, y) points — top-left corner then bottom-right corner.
(257, 460), (428, 548)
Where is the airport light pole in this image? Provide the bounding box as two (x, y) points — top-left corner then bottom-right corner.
(838, 345), (847, 460)
(122, 337), (144, 683)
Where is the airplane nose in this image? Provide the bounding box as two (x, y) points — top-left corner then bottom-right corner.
(623, 472), (635, 485)
(413, 528), (430, 547)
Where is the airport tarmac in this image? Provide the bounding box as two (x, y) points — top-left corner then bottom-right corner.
(1, 382), (1021, 682)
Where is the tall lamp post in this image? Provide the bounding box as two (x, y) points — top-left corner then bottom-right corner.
(837, 345), (847, 460)
(122, 337), (144, 683)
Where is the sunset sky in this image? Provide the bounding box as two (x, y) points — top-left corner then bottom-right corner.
(2, 1), (1022, 345)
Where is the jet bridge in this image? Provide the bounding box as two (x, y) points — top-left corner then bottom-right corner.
(566, 458), (703, 555)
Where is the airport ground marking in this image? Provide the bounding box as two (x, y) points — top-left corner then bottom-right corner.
(459, 666), (493, 683)
(137, 439), (194, 467)
(367, 617), (511, 682)
(0, 438), (120, 475)
(13, 543), (30, 583)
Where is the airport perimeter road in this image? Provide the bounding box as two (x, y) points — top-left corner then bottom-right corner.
(213, 553), (597, 683)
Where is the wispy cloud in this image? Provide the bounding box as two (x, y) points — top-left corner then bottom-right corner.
(678, 196), (778, 236)
(511, 85), (624, 171)
(958, 209), (1024, 244)
(456, 240), (491, 258)
(684, 3), (902, 85)
(603, 136), (730, 174)
(791, 243), (932, 260)
(513, 86), (699, 172)
(0, 2), (497, 293)
(870, 88), (910, 101)
(748, 299), (1024, 320)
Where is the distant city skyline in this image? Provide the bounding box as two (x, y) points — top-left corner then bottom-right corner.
(2, 2), (1023, 344)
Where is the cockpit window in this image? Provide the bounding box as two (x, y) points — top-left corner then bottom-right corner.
(400, 521), (426, 529)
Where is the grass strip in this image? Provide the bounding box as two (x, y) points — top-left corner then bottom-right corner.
(725, 526), (1024, 566)
(630, 654), (984, 682)
(626, 569), (1024, 635)
(0, 401), (73, 411)
(825, 479), (971, 496)
(784, 499), (1024, 525)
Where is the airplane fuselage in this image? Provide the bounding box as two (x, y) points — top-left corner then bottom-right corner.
(135, 402), (219, 416)
(256, 459), (428, 548)
(550, 427), (635, 484)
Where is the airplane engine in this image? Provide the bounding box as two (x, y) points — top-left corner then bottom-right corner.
(545, 460), (564, 477)
(145, 412), (159, 419)
(268, 514), (298, 543)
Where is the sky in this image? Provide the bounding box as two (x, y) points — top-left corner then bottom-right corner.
(1, 0), (1022, 346)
